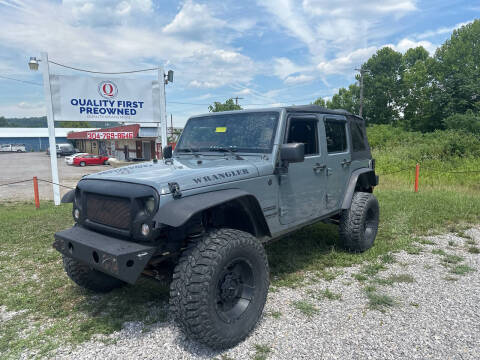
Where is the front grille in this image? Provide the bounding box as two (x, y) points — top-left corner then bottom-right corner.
(86, 193), (131, 230)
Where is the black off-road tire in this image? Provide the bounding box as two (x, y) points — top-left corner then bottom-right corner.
(63, 256), (125, 293)
(339, 192), (379, 252)
(170, 228), (269, 349)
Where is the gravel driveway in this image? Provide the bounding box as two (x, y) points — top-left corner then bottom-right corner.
(49, 227), (480, 360)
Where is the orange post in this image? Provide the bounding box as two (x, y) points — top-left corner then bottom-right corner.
(33, 176), (40, 209)
(414, 164), (420, 193)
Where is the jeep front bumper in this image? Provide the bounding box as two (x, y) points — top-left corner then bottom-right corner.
(53, 226), (155, 284)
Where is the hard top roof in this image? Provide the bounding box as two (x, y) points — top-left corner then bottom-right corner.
(189, 105), (363, 121)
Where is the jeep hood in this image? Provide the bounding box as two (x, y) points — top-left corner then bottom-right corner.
(83, 157), (260, 193)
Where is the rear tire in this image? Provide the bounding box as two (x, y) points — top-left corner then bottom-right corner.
(170, 228), (269, 349)
(103, 160), (109, 165)
(63, 256), (125, 293)
(339, 192), (379, 252)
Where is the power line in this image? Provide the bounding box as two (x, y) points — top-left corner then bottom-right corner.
(48, 60), (160, 74)
(0, 75), (42, 86)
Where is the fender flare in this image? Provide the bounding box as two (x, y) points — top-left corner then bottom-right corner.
(61, 189), (75, 203)
(341, 168), (378, 209)
(154, 189), (271, 236)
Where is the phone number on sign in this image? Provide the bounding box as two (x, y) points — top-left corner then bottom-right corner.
(86, 132), (134, 140)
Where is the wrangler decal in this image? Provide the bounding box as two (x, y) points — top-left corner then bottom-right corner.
(192, 168), (250, 184)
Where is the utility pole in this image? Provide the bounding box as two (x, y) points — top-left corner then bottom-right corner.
(355, 68), (369, 118)
(233, 96), (243, 106)
(170, 113), (173, 140)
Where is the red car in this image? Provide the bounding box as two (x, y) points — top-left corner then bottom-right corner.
(73, 154), (109, 167)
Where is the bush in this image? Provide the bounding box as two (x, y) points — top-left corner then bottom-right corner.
(443, 111), (480, 135)
(367, 124), (480, 160)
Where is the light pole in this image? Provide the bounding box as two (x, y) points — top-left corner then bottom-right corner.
(355, 68), (370, 118)
(158, 68), (173, 156)
(29, 53), (61, 205)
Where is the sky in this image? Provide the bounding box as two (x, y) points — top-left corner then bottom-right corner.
(0, 0), (478, 127)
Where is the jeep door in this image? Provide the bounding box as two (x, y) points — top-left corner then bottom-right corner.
(321, 116), (351, 210)
(278, 115), (327, 225)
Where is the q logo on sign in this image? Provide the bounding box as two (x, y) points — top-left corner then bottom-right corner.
(98, 81), (118, 99)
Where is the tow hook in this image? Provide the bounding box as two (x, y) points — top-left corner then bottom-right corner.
(168, 182), (182, 199)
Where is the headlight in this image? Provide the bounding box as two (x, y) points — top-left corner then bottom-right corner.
(141, 223), (150, 236)
(144, 196), (156, 214)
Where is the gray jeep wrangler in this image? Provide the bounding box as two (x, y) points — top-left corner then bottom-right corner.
(54, 105), (379, 348)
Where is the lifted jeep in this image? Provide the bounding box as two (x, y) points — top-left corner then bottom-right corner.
(54, 105), (379, 348)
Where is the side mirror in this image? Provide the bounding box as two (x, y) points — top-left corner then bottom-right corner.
(280, 143), (305, 163)
(163, 145), (173, 159)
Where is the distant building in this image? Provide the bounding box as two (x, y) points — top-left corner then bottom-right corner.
(0, 127), (98, 152)
(67, 124), (160, 160)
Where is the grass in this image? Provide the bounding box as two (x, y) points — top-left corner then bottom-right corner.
(450, 264), (475, 275)
(364, 286), (396, 311)
(291, 300), (318, 317)
(432, 249), (447, 256)
(253, 344), (271, 360)
(308, 288), (342, 301)
(267, 311), (282, 319)
(1, 150), (480, 357)
(468, 247), (480, 254)
(373, 273), (415, 286)
(380, 253), (396, 264)
(0, 202), (169, 359)
(441, 254), (464, 265)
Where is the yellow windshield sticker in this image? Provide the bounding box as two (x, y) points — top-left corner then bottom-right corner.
(215, 127), (227, 133)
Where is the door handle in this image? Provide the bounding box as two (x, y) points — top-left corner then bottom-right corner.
(313, 163), (326, 173)
(341, 159), (352, 166)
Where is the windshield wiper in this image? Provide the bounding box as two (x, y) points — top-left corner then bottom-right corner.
(208, 146), (243, 159)
(176, 147), (200, 157)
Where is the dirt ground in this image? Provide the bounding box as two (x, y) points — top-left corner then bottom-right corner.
(0, 152), (109, 202)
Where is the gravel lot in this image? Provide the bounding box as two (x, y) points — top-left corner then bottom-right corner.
(0, 152), (108, 201)
(50, 227), (480, 360)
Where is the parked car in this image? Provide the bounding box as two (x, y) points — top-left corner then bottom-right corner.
(65, 153), (89, 165)
(73, 154), (109, 166)
(0, 144), (26, 152)
(47, 143), (76, 157)
(55, 105), (379, 349)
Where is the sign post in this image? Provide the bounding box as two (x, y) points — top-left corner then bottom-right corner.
(41, 52), (61, 205)
(158, 67), (168, 152)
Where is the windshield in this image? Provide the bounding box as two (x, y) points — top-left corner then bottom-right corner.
(176, 112), (279, 154)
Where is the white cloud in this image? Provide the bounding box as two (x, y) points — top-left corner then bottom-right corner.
(284, 74), (314, 84)
(273, 58), (310, 79)
(0, 0), (258, 91)
(317, 47), (377, 75)
(417, 20), (473, 39)
(386, 38), (437, 54)
(0, 101), (46, 117)
(317, 38), (437, 76)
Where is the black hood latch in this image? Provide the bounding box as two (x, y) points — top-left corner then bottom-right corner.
(168, 182), (182, 199)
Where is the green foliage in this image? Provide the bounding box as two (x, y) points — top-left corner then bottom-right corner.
(208, 98), (242, 112)
(58, 121), (91, 128)
(443, 110), (480, 134)
(324, 19), (480, 133)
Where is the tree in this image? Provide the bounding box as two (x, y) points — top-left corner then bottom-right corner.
(434, 19), (480, 118)
(208, 98), (242, 112)
(59, 121), (91, 128)
(0, 116), (7, 127)
(362, 47), (404, 125)
(328, 84), (360, 114)
(313, 97), (326, 107)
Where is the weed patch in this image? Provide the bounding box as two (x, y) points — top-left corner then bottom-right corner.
(450, 265), (475, 275)
(253, 344), (272, 360)
(468, 247), (480, 254)
(291, 300), (318, 317)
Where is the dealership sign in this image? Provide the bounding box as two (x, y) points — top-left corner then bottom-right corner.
(50, 75), (160, 123)
(87, 131), (134, 140)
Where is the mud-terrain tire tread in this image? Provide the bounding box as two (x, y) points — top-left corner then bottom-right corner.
(63, 256), (125, 293)
(339, 192), (379, 252)
(169, 228), (269, 349)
